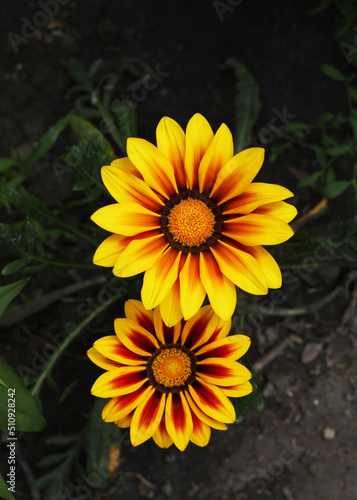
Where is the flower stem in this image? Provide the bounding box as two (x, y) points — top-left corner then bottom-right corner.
(0, 275), (108, 328)
(31, 291), (123, 398)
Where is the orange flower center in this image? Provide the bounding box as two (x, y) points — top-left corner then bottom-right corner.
(151, 348), (192, 388)
(168, 198), (215, 247)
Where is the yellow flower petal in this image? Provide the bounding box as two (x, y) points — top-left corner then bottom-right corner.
(141, 247), (181, 310)
(102, 383), (152, 422)
(224, 214), (294, 246)
(189, 412), (211, 447)
(195, 334), (251, 360)
(198, 122), (233, 192)
(113, 231), (168, 277)
(221, 182), (295, 215)
(184, 113), (214, 189)
(188, 378), (235, 423)
(165, 392), (193, 452)
(185, 391), (227, 430)
(87, 347), (121, 371)
(127, 137), (178, 198)
(254, 200), (298, 223)
(153, 415), (174, 448)
(199, 251), (237, 320)
(210, 241), (268, 295)
(93, 234), (128, 268)
(115, 411), (134, 428)
(179, 253), (206, 320)
(159, 279), (184, 328)
(221, 380), (253, 398)
(154, 303), (182, 345)
(114, 318), (159, 356)
(197, 358), (252, 386)
(91, 366), (147, 398)
(156, 116), (186, 189)
(130, 391), (166, 446)
(91, 203), (160, 236)
(181, 305), (219, 351)
(102, 163), (164, 210)
(93, 335), (146, 366)
(210, 147), (265, 204)
(247, 246), (282, 289)
(124, 300), (155, 336)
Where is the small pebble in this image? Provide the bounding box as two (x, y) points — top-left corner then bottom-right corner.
(323, 427), (336, 440)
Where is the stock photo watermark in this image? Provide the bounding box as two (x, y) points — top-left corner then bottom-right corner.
(7, 0), (71, 54)
(212, 0), (244, 22)
(17, 276), (124, 380)
(237, 440), (305, 499)
(340, 26), (357, 63)
(52, 63), (170, 183)
(237, 106), (297, 151)
(6, 388), (16, 495)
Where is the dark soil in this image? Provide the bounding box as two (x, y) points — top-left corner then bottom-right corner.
(1, 1), (357, 499)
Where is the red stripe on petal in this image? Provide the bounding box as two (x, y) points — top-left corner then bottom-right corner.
(115, 318), (159, 356)
(181, 305), (218, 350)
(124, 300), (156, 336)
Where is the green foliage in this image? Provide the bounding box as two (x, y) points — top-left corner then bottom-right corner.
(320, 63), (346, 81)
(65, 57), (137, 152)
(0, 474), (15, 500)
(231, 365), (264, 424)
(84, 399), (121, 490)
(0, 358), (46, 431)
(226, 58), (262, 153)
(278, 64), (357, 205)
(32, 399), (120, 499)
(0, 277), (30, 318)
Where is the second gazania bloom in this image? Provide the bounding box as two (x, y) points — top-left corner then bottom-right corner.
(88, 300), (252, 451)
(92, 113), (297, 326)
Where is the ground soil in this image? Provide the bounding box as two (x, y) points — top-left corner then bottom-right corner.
(1, 1), (357, 499)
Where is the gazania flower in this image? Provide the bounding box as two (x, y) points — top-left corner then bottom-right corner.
(88, 300), (252, 451)
(91, 114), (297, 326)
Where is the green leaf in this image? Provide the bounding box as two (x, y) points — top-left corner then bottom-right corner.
(325, 145), (351, 156)
(314, 146), (327, 168)
(232, 396), (249, 424)
(348, 85), (357, 103)
(0, 473), (15, 500)
(69, 114), (114, 160)
(322, 131), (338, 148)
(350, 108), (357, 142)
(23, 113), (73, 170)
(1, 258), (29, 276)
(320, 64), (346, 82)
(226, 58), (261, 153)
(316, 112), (334, 126)
(285, 122), (310, 132)
(0, 358), (46, 431)
(0, 277), (30, 318)
(310, 0), (333, 15)
(46, 435), (78, 446)
(66, 58), (91, 88)
(37, 452), (70, 468)
(0, 158), (17, 172)
(323, 180), (351, 198)
(85, 399), (121, 488)
(326, 166), (336, 185)
(113, 102), (137, 151)
(298, 171), (322, 187)
(246, 379), (264, 413)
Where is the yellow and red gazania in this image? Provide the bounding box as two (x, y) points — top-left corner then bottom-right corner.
(91, 113), (297, 326)
(88, 300), (252, 451)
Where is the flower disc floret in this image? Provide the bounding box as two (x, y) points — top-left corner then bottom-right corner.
(168, 198), (215, 247)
